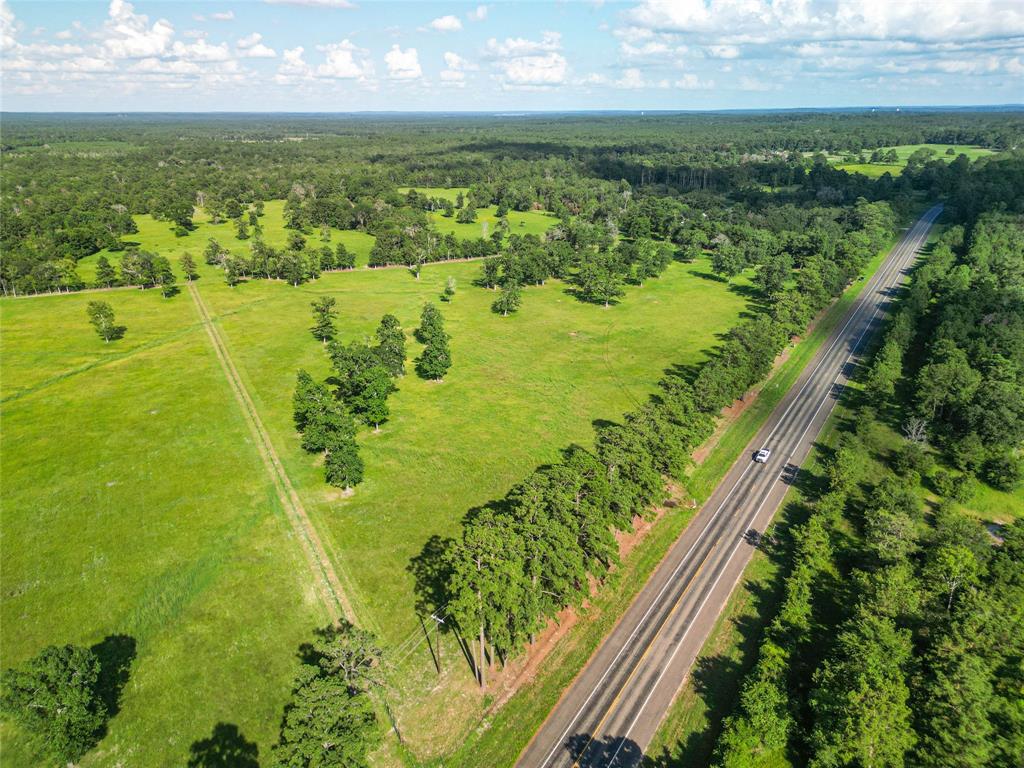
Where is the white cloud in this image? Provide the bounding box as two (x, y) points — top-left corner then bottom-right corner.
(444, 51), (474, 71)
(264, 0), (355, 7)
(54, 28), (73, 40)
(485, 31), (567, 87)
(242, 43), (276, 58)
(615, 67), (646, 89)
(499, 51), (567, 86)
(384, 44), (421, 79)
(441, 50), (476, 85)
(171, 38), (231, 62)
(467, 5), (488, 21)
(428, 15), (462, 32)
(623, 0), (1024, 45)
(486, 30), (561, 58)
(316, 39), (373, 79)
(236, 32), (277, 57)
(277, 45), (311, 78)
(211, 11), (235, 21)
(675, 72), (713, 89)
(132, 56), (201, 75)
(0, 0), (17, 51)
(103, 0), (174, 58)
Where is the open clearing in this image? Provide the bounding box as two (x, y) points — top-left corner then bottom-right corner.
(832, 143), (997, 177)
(1, 201), (753, 765)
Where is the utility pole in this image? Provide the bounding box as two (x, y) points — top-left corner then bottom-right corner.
(430, 613), (445, 674)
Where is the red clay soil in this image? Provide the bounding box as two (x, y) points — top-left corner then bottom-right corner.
(483, 482), (686, 713)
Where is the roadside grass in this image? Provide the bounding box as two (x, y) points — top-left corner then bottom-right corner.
(0, 290), (326, 767)
(441, 216), (927, 768)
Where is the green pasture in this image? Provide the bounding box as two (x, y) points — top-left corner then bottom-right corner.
(833, 143), (997, 177)
(2, 239), (754, 764)
(0, 291), (326, 767)
(196, 257), (754, 643)
(399, 186), (560, 241)
(76, 200), (377, 284)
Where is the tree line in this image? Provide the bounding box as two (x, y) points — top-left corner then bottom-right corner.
(431, 202), (898, 685)
(708, 200), (1024, 768)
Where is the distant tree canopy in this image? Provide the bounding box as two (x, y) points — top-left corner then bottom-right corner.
(3, 112), (1021, 295)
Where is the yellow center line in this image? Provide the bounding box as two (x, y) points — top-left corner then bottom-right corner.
(569, 538), (720, 768)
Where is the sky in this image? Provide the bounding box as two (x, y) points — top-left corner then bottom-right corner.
(1, 0), (1022, 112)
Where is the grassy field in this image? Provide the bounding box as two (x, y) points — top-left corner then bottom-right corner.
(195, 257), (753, 642)
(833, 143), (997, 177)
(2, 200), (754, 764)
(0, 290), (327, 767)
(76, 199), (377, 284)
(399, 186), (560, 240)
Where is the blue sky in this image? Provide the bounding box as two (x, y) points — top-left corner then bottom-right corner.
(2, 0), (1022, 111)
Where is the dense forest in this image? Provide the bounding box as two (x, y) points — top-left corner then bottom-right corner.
(706, 153), (1024, 768)
(2, 110), (1022, 295)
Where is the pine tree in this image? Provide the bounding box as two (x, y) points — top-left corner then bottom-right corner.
(481, 257), (500, 289)
(203, 238), (225, 266)
(350, 365), (394, 430)
(310, 296), (338, 344)
(269, 625), (381, 767)
(180, 252), (198, 282)
(293, 369), (320, 431)
(374, 314), (406, 376)
(155, 256), (176, 297)
(809, 611), (916, 768)
(94, 255), (118, 288)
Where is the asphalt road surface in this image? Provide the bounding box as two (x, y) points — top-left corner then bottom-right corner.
(517, 204), (944, 768)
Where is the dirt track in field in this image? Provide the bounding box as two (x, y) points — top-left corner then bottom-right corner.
(188, 282), (356, 625)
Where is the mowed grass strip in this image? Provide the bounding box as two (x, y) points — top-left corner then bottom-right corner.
(0, 290), (328, 766)
(196, 257), (754, 644)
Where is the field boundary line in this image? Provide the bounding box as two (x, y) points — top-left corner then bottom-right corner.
(187, 282), (356, 625)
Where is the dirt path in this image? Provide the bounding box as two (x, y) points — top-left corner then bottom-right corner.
(187, 282), (356, 625)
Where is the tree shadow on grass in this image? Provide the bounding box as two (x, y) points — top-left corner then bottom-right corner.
(407, 533), (454, 618)
(89, 634), (136, 723)
(187, 723), (259, 768)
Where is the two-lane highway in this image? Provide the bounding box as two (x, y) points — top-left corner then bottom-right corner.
(517, 205), (944, 768)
